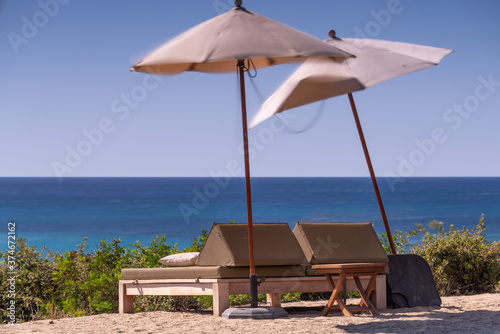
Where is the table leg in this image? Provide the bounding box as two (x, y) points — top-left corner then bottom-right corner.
(336, 295), (354, 316)
(358, 271), (379, 307)
(320, 273), (346, 316)
(354, 276), (378, 316)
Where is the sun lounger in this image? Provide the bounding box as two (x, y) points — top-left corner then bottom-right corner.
(119, 222), (388, 316)
(293, 222), (389, 316)
(293, 222), (389, 274)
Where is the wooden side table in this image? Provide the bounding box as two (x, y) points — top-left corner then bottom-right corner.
(311, 263), (388, 316)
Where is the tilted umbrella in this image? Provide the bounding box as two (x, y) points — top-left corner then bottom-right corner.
(131, 4), (353, 314)
(250, 30), (453, 254)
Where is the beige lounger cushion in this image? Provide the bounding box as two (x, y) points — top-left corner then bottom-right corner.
(293, 222), (389, 271)
(121, 265), (307, 280)
(196, 223), (308, 266)
(159, 252), (199, 267)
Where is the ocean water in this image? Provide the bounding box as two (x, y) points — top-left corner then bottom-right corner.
(0, 177), (499, 254)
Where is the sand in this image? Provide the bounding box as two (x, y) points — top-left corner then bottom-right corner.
(3, 293), (500, 334)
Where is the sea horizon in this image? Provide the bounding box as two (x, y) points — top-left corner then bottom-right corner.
(1, 176), (499, 254)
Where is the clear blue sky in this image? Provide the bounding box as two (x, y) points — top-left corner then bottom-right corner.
(1, 0), (499, 177)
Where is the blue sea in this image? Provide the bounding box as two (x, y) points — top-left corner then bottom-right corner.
(1, 177), (499, 254)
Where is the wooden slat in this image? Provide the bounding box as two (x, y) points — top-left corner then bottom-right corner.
(120, 279), (218, 284)
(119, 276), (382, 297)
(119, 281), (134, 314)
(267, 293), (281, 307)
(213, 283), (229, 316)
(312, 263), (388, 269)
(126, 283), (214, 296)
(373, 273), (387, 309)
(312, 264), (388, 275)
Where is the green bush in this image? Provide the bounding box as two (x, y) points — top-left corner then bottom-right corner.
(411, 215), (500, 295)
(50, 237), (135, 316)
(128, 235), (179, 268)
(0, 231), (209, 323)
(124, 232), (211, 313)
(378, 215), (500, 295)
(0, 239), (57, 323)
(379, 224), (426, 255)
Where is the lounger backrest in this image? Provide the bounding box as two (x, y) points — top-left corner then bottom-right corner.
(196, 223), (308, 266)
(293, 222), (388, 264)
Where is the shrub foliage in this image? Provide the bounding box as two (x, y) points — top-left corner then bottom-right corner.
(0, 232), (207, 323)
(411, 215), (500, 295)
(379, 214), (500, 295)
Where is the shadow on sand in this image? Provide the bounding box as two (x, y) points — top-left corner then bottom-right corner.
(284, 305), (500, 334)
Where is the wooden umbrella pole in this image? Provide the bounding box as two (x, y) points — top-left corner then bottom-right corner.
(238, 60), (258, 307)
(348, 93), (397, 255)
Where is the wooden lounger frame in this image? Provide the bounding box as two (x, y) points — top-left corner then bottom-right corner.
(119, 275), (386, 316)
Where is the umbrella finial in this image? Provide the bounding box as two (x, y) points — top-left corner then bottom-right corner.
(235, 0), (242, 7)
(328, 29), (337, 39)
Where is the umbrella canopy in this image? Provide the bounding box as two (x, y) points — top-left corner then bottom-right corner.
(131, 5), (352, 311)
(131, 7), (352, 75)
(250, 32), (453, 126)
(250, 33), (453, 128)
(250, 31), (453, 254)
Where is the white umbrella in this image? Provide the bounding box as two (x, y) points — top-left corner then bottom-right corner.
(131, 5), (353, 313)
(250, 30), (453, 254)
(132, 10), (352, 75)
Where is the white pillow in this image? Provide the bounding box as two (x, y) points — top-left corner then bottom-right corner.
(159, 252), (200, 267)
